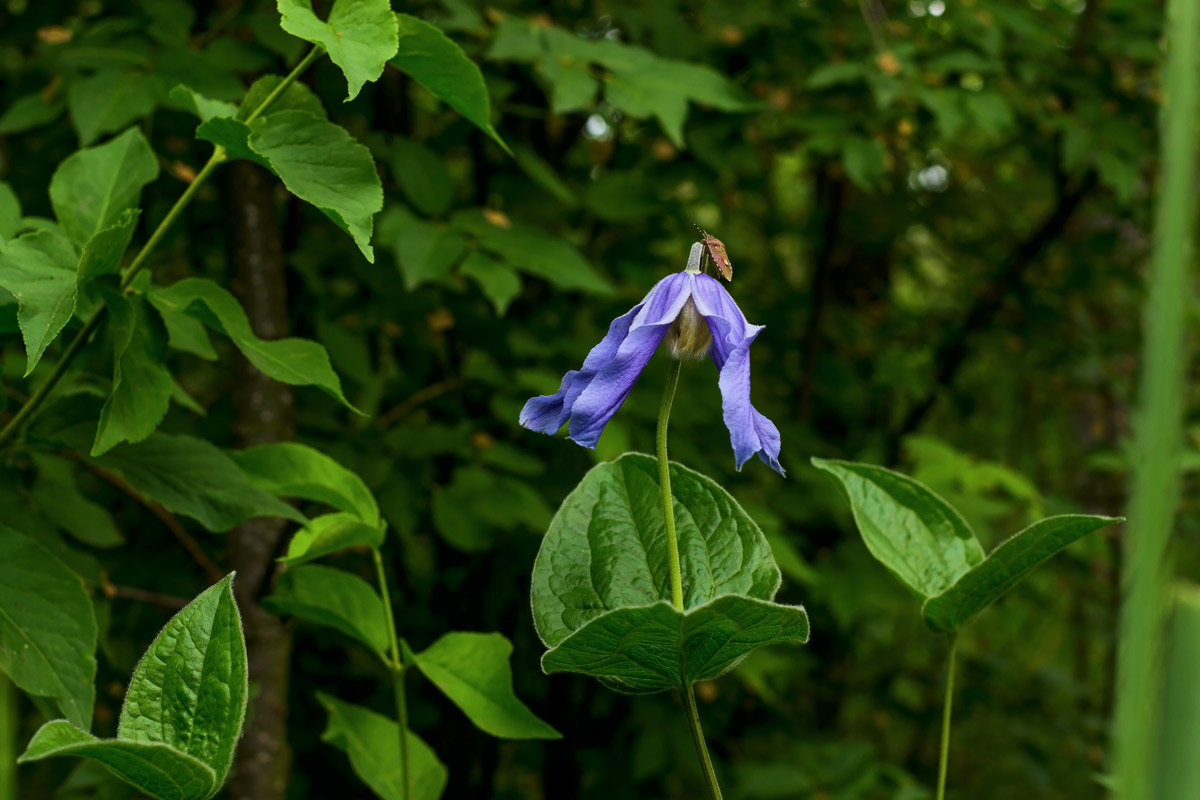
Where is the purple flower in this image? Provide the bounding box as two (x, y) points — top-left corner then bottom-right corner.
(520, 243), (783, 474)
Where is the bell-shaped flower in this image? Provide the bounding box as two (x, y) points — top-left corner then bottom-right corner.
(520, 242), (783, 474)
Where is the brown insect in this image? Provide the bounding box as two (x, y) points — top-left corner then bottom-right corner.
(693, 224), (733, 281)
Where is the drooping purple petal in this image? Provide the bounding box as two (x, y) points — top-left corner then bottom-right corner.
(690, 273), (784, 474)
(519, 273), (691, 448)
(567, 273), (692, 447)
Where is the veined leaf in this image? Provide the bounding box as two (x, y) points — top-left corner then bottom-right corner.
(317, 692), (448, 800)
(265, 565), (389, 658)
(0, 528), (97, 729)
(93, 292), (173, 455)
(278, 0), (399, 101)
(67, 71), (161, 146)
(49, 127), (159, 248)
(392, 13), (507, 150)
(77, 209), (139, 283)
(232, 441), (379, 523)
(810, 458), (984, 599)
(150, 278), (358, 409)
(18, 723), (216, 800)
(279, 512), (385, 566)
(530, 453), (807, 690)
(411, 632), (560, 739)
(0, 227), (79, 375)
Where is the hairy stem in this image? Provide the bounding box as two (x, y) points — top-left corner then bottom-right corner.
(0, 46), (324, 449)
(373, 548), (411, 800)
(936, 636), (958, 800)
(657, 358), (684, 610)
(656, 358), (722, 799)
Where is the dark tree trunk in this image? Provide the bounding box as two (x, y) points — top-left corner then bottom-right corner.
(223, 161), (296, 800)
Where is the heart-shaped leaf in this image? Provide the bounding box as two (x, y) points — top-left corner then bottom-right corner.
(922, 514), (1121, 632)
(810, 458), (984, 598)
(19, 574), (247, 800)
(531, 453), (807, 691)
(265, 564), (389, 658)
(18, 722), (216, 800)
(317, 692), (447, 800)
(0, 528), (97, 729)
(410, 632), (560, 739)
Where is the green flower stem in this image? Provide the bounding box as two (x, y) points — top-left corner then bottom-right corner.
(0, 47), (325, 449)
(657, 358), (685, 610)
(656, 358), (723, 800)
(0, 674), (15, 800)
(373, 547), (411, 800)
(936, 635), (958, 800)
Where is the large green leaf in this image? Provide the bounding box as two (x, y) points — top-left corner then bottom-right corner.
(67, 71), (161, 146)
(19, 575), (246, 800)
(392, 14), (507, 150)
(541, 596), (810, 694)
(265, 565), (389, 658)
(278, 0), (399, 100)
(30, 455), (124, 548)
(279, 512), (385, 566)
(119, 574), (247, 781)
(48, 128), (159, 248)
(87, 432), (306, 532)
(0, 228), (79, 375)
(411, 632), (560, 739)
(922, 514), (1121, 632)
(246, 111), (381, 261)
(150, 278), (357, 409)
(18, 722), (216, 800)
(0, 180), (20, 242)
(93, 292), (173, 455)
(810, 458), (985, 598)
(317, 693), (448, 800)
(530, 453), (806, 690)
(231, 441), (379, 524)
(0, 529), (97, 729)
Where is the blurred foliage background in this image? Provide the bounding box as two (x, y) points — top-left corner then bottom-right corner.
(0, 0), (1187, 797)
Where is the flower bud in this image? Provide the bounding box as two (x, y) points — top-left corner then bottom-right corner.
(667, 297), (713, 360)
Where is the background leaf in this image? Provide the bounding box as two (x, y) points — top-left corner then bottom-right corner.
(93, 292), (173, 455)
(231, 441), (379, 523)
(265, 565), (389, 658)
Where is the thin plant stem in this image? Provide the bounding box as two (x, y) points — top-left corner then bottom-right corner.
(655, 358), (722, 800)
(0, 673), (15, 800)
(0, 47), (325, 449)
(936, 635), (958, 800)
(656, 358), (684, 610)
(373, 547), (411, 800)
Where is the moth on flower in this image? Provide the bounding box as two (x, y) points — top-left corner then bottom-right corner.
(519, 240), (783, 474)
(694, 224), (732, 281)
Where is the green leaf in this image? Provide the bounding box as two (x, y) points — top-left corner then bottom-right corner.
(237, 75), (327, 121)
(265, 565), (389, 658)
(278, 0), (399, 101)
(0, 228), (79, 375)
(18, 722), (217, 800)
(388, 218), (466, 291)
(49, 127), (159, 248)
(535, 54), (597, 113)
(389, 138), (453, 216)
(432, 466), (550, 553)
(168, 85), (239, 122)
(0, 181), (20, 242)
(458, 250), (520, 315)
(392, 13), (508, 151)
(93, 293), (173, 455)
(147, 293), (217, 359)
(279, 512), (385, 566)
(119, 575), (247, 783)
(77, 209), (139, 283)
(67, 71), (161, 146)
(30, 455), (124, 548)
(317, 693), (448, 800)
(150, 278), (358, 409)
(810, 458), (984, 598)
(922, 514), (1121, 632)
(411, 632), (560, 739)
(86, 432), (306, 532)
(247, 111), (383, 261)
(530, 453), (806, 690)
(0, 528), (97, 729)
(0, 92), (65, 135)
(541, 596), (809, 693)
(1157, 585), (1200, 800)
(231, 441), (379, 523)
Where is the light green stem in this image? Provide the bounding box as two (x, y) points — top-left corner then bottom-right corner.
(0, 673), (15, 800)
(0, 47), (324, 449)
(657, 358), (684, 610)
(656, 358), (722, 800)
(936, 636), (958, 800)
(373, 548), (411, 800)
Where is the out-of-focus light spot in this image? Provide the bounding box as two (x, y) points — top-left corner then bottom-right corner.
(928, 0), (946, 16)
(909, 1), (927, 16)
(584, 114), (612, 140)
(917, 164), (950, 192)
